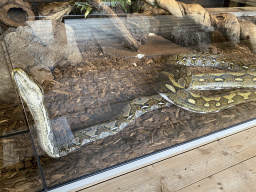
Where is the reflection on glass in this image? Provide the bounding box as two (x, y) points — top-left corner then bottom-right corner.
(1, 0), (256, 189)
(0, 134), (44, 191)
(0, 47), (28, 137)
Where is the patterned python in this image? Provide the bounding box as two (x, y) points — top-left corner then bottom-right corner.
(12, 69), (60, 158)
(11, 54), (256, 157)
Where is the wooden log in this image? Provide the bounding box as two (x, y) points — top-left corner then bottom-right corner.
(34, 0), (140, 51)
(86, 0), (140, 51)
(0, 0), (35, 27)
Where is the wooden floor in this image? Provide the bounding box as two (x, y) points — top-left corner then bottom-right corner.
(71, 124), (256, 192)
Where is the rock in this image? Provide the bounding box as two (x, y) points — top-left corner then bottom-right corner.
(1, 27), (16, 36)
(28, 20), (83, 67)
(126, 13), (150, 44)
(239, 21), (256, 54)
(211, 30), (227, 43)
(178, 2), (213, 31)
(209, 45), (218, 55)
(29, 66), (54, 85)
(4, 27), (45, 69)
(0, 41), (16, 103)
(210, 13), (240, 44)
(3, 27), (53, 69)
(3, 20), (82, 70)
(0, 20), (82, 102)
(144, 0), (182, 17)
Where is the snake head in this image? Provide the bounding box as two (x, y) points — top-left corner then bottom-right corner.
(12, 68), (44, 106)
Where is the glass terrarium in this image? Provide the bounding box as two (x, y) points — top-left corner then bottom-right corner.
(1, 0), (256, 191)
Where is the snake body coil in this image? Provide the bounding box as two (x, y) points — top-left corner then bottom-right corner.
(12, 54), (256, 157)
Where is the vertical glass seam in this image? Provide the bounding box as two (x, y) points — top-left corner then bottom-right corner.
(1, 39), (48, 192)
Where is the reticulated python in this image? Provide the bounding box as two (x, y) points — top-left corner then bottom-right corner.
(12, 54), (256, 157)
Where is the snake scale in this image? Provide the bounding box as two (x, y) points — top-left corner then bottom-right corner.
(12, 54), (256, 158)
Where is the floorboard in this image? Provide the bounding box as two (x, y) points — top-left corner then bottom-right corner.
(77, 125), (256, 192)
(179, 156), (256, 192)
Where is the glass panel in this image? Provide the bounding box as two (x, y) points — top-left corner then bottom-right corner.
(1, 0), (256, 190)
(0, 133), (44, 191)
(0, 44), (28, 137)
